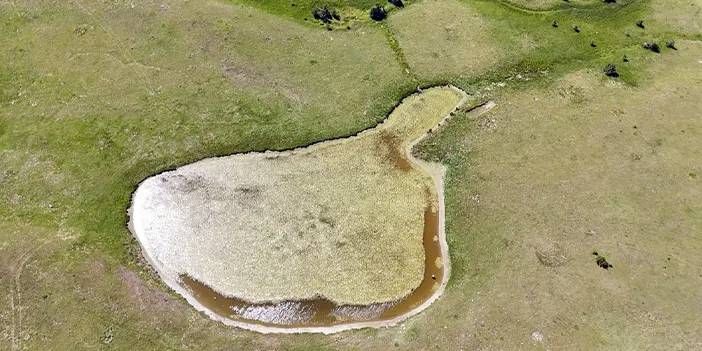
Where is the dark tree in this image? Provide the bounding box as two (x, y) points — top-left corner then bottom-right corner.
(643, 41), (661, 53)
(603, 64), (619, 78)
(596, 256), (613, 269)
(369, 5), (387, 21)
(572, 25), (580, 33)
(636, 20), (645, 29)
(666, 40), (677, 50)
(388, 0), (404, 8)
(312, 6), (340, 24)
(552, 20), (559, 28)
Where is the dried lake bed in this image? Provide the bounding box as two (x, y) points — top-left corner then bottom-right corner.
(128, 86), (475, 333)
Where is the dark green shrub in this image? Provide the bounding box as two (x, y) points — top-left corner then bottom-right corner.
(369, 5), (387, 21)
(603, 64), (619, 77)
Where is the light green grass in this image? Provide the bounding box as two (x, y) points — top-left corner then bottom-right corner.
(0, 0), (413, 260)
(1, 0), (701, 349)
(411, 40), (702, 349)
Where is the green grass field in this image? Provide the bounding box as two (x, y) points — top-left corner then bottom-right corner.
(1, 0), (701, 349)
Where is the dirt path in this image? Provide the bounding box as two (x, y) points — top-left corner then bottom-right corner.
(8, 240), (52, 350)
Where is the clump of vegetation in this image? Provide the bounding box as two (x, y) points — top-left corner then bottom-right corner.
(596, 256), (613, 269)
(666, 40), (677, 50)
(603, 64), (619, 77)
(603, 0), (616, 3)
(388, 0), (404, 8)
(551, 20), (559, 28)
(312, 5), (340, 24)
(636, 20), (645, 29)
(74, 24), (89, 36)
(370, 5), (388, 21)
(572, 25), (580, 33)
(535, 242), (569, 267)
(643, 41), (661, 53)
(593, 251), (613, 270)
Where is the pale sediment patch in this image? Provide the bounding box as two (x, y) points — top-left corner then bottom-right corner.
(128, 86), (477, 333)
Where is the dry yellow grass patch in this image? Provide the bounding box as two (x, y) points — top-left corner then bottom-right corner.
(388, 0), (504, 80)
(130, 87), (466, 305)
(648, 0), (702, 36)
(500, 0), (596, 10)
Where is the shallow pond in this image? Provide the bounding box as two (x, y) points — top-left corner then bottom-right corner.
(180, 207), (443, 327)
(128, 86), (470, 333)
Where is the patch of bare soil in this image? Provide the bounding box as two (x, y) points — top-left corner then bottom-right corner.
(116, 267), (179, 313)
(535, 240), (569, 267)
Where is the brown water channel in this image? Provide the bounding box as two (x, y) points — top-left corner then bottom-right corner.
(180, 206), (443, 328)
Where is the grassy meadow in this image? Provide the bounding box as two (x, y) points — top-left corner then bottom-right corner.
(1, 0), (700, 349)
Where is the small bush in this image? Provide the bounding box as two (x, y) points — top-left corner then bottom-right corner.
(603, 64), (619, 78)
(388, 0), (404, 8)
(596, 256), (613, 269)
(312, 6), (340, 24)
(369, 5), (387, 21)
(74, 25), (89, 36)
(643, 41), (661, 53)
(593, 251), (613, 270)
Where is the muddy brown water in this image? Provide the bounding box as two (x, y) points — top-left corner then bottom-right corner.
(180, 206), (443, 327)
(379, 131), (413, 172)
